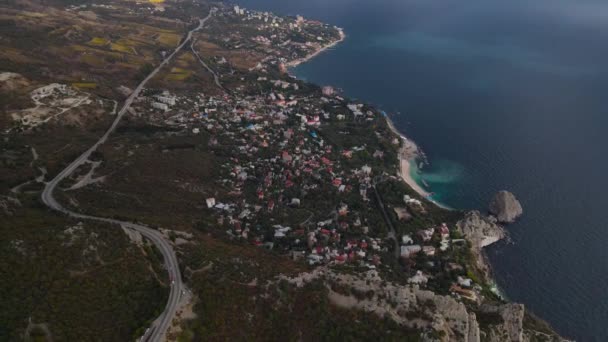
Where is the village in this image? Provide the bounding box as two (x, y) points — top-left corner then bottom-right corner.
(0, 0), (566, 340)
(116, 5), (483, 304)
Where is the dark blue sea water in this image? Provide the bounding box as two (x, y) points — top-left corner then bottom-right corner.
(239, 0), (608, 340)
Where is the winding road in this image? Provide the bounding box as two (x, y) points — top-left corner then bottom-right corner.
(191, 37), (227, 93)
(41, 9), (215, 342)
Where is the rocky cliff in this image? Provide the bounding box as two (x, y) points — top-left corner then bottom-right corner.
(456, 211), (505, 277)
(489, 191), (523, 223)
(278, 268), (563, 342)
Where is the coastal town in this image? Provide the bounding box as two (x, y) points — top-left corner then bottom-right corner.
(115, 4), (482, 295)
(0, 1), (562, 341)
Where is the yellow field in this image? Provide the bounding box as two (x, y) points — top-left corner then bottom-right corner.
(88, 37), (109, 46)
(110, 43), (133, 54)
(177, 52), (195, 63)
(157, 32), (180, 47)
(116, 38), (143, 47)
(167, 67), (192, 81)
(149, 0), (165, 3)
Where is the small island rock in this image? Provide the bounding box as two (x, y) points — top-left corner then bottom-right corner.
(489, 191), (523, 223)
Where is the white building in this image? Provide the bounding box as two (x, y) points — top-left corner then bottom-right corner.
(322, 86), (334, 96)
(400, 245), (421, 258)
(152, 102), (168, 111)
(155, 95), (176, 106)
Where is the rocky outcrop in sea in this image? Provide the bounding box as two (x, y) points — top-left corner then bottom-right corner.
(489, 191), (523, 223)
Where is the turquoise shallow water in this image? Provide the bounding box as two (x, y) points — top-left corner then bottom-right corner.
(240, 0), (608, 340)
(409, 158), (466, 206)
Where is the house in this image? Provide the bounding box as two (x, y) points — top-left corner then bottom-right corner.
(400, 245), (421, 258)
(291, 250), (305, 261)
(284, 128), (294, 139)
(401, 234), (413, 245)
(334, 254), (347, 263)
(282, 151), (292, 163)
(307, 254), (323, 265)
(152, 102), (169, 111)
(361, 165), (372, 175)
(408, 270), (428, 285)
(450, 284), (478, 302)
(422, 245), (436, 256)
(457, 276), (473, 288)
(155, 94), (176, 105)
(322, 86), (334, 96)
(338, 203), (348, 216)
(206, 197), (216, 208)
(393, 207), (411, 221)
(404, 195), (422, 206)
(237, 171), (248, 181)
(238, 209), (251, 219)
(440, 239), (450, 251)
(417, 228), (434, 242)
(373, 150), (384, 159)
(438, 223), (450, 239)
(306, 115), (320, 126)
(359, 184), (368, 197)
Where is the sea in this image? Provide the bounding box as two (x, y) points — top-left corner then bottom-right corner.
(239, 0), (608, 340)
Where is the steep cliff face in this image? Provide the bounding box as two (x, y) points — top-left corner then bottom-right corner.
(278, 269), (558, 342)
(456, 211), (505, 277)
(457, 211), (505, 249)
(480, 303), (525, 341)
(489, 191), (523, 223)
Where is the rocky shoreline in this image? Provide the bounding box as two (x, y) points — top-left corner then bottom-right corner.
(289, 24), (565, 340)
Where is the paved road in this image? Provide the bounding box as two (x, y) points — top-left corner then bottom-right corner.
(191, 37), (227, 93)
(372, 176), (400, 259)
(41, 9), (215, 342)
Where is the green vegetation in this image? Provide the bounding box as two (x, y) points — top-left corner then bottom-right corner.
(71, 82), (97, 89)
(177, 231), (422, 341)
(0, 197), (166, 341)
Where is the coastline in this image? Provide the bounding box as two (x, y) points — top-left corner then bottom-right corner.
(275, 13), (563, 341)
(385, 115), (453, 210)
(286, 28), (345, 68)
(287, 26), (451, 211)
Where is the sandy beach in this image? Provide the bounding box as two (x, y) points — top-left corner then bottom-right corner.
(399, 157), (430, 198)
(287, 24), (444, 209)
(286, 28), (346, 68)
(385, 115), (452, 209)
(385, 116), (429, 196)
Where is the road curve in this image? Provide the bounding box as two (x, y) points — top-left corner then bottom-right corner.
(191, 37), (227, 93)
(41, 9), (215, 342)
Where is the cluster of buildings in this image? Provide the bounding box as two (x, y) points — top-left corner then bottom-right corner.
(399, 223), (451, 259)
(135, 67), (399, 269)
(211, 6), (342, 67)
(127, 4), (482, 302)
